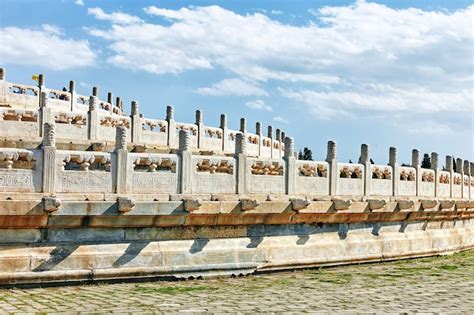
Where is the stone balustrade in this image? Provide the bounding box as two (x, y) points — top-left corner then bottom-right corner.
(1, 125), (472, 200)
(0, 68), (284, 157)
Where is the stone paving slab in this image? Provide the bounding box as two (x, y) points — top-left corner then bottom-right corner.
(1, 249), (474, 313)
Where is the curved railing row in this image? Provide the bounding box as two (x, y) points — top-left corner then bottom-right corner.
(0, 68), (285, 158)
(0, 123), (472, 201)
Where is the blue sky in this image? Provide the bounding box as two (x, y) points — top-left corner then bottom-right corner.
(1, 0), (473, 165)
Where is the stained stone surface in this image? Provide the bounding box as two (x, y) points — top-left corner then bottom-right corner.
(1, 249), (473, 313)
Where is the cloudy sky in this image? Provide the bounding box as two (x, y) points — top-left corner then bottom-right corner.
(1, 0), (472, 164)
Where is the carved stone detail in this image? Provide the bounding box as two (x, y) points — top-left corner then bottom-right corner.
(439, 200), (455, 210)
(117, 197), (135, 213)
(291, 198), (310, 211)
(251, 161), (283, 176)
(183, 198), (202, 212)
(333, 198), (352, 211)
(298, 163), (327, 177)
(179, 129), (190, 152)
(421, 199), (439, 209)
(43, 123), (56, 147)
(43, 196), (61, 213)
(398, 200), (415, 210)
(240, 198), (260, 211)
(196, 158), (233, 174)
(339, 165), (362, 179)
(368, 199), (387, 210)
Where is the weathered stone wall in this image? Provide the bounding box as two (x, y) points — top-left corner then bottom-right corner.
(0, 68), (473, 286)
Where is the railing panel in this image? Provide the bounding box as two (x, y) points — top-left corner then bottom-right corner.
(370, 165), (392, 196)
(247, 157), (285, 194)
(46, 88), (71, 111)
(203, 126), (223, 152)
(2, 82), (39, 109)
(0, 109), (39, 139)
(130, 153), (179, 194)
(398, 166), (416, 196)
(295, 160), (329, 195)
(463, 175), (470, 198)
(0, 148), (41, 192)
(141, 118), (168, 146)
(337, 163), (364, 195)
(191, 156), (235, 194)
(452, 173), (462, 198)
(420, 168), (435, 197)
(52, 110), (88, 141)
(438, 171), (450, 198)
(247, 134), (259, 157)
(56, 151), (112, 193)
(98, 113), (131, 142)
(260, 137), (272, 158)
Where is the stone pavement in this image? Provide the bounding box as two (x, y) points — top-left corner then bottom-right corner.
(1, 249), (474, 313)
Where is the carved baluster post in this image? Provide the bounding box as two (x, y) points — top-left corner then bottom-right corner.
(359, 144), (371, 196)
(446, 156), (454, 198)
(431, 152), (439, 197)
(92, 86), (99, 98)
(240, 118), (247, 133)
(256, 122), (262, 157)
(69, 80), (75, 111)
(471, 162), (474, 200)
(131, 101), (142, 144)
(389, 147), (398, 196)
(220, 114), (227, 152)
(39, 92), (53, 138)
(166, 106), (176, 148)
(284, 137), (296, 195)
(456, 158), (464, 198)
(326, 140), (338, 196)
(88, 95), (99, 141)
(114, 125), (128, 193)
(268, 125), (273, 158)
(178, 130), (192, 194)
(276, 129), (281, 159)
(0, 68), (5, 81)
(463, 160), (471, 199)
(195, 109), (204, 149)
(412, 149), (421, 196)
(235, 132), (247, 194)
(38, 74), (45, 108)
(107, 92), (113, 113)
(42, 123), (57, 193)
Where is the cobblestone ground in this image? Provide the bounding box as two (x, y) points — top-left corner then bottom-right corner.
(1, 250), (474, 314)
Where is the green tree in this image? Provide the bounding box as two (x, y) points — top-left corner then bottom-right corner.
(421, 153), (431, 169)
(303, 147), (313, 161)
(298, 150), (303, 160)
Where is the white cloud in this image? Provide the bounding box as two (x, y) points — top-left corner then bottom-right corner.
(405, 121), (454, 136)
(87, 2), (472, 127)
(0, 26), (96, 70)
(273, 116), (289, 124)
(196, 78), (268, 96)
(41, 24), (62, 35)
(281, 85), (472, 119)
(88, 7), (142, 25)
(271, 10), (283, 15)
(245, 100), (272, 112)
(74, 0), (84, 6)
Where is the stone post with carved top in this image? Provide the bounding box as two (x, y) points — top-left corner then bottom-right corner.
(166, 105), (176, 148)
(195, 110), (204, 149)
(446, 155), (454, 198)
(463, 160), (471, 199)
(431, 152), (439, 197)
(114, 125), (129, 193)
(42, 123), (56, 193)
(412, 149), (421, 196)
(39, 91), (53, 138)
(326, 140), (338, 196)
(284, 137), (296, 195)
(131, 101), (142, 144)
(389, 147), (398, 196)
(456, 158), (464, 198)
(220, 114), (228, 153)
(69, 80), (75, 111)
(178, 130), (192, 194)
(88, 95), (99, 141)
(235, 132), (247, 194)
(359, 144), (371, 196)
